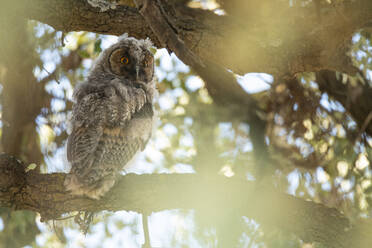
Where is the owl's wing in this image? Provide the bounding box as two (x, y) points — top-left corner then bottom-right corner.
(67, 124), (103, 171)
(67, 90), (106, 171)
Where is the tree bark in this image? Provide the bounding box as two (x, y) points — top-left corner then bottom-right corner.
(0, 153), (371, 248)
(8, 0), (372, 75)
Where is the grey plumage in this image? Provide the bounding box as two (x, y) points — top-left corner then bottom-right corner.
(64, 35), (156, 199)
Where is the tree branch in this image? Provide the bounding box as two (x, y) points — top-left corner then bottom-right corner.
(9, 0), (372, 75)
(0, 153), (371, 248)
(134, 0), (204, 67)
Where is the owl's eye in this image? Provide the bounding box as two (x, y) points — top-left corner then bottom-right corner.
(120, 57), (129, 64)
(144, 61), (148, 67)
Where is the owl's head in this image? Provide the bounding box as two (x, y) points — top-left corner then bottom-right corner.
(90, 34), (154, 83)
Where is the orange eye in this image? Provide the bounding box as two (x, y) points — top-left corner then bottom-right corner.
(144, 61), (148, 67)
(120, 57), (129, 64)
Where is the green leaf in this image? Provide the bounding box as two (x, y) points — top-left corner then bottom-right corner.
(149, 47), (157, 55)
(25, 163), (37, 172)
(77, 49), (90, 58)
(94, 39), (102, 53)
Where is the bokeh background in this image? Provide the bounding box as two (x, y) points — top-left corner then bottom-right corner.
(0, 0), (372, 247)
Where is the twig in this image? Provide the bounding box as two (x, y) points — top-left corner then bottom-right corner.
(54, 213), (78, 221)
(61, 31), (66, 47)
(40, 66), (61, 85)
(142, 213), (152, 248)
(53, 219), (66, 243)
(354, 111), (372, 145)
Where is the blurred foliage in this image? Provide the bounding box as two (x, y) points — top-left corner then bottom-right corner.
(0, 0), (372, 247)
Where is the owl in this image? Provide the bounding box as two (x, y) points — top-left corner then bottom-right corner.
(64, 34), (156, 199)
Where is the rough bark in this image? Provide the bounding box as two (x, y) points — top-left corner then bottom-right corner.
(7, 0), (372, 75)
(0, 153), (371, 248)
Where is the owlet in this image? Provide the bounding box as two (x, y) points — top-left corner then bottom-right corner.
(64, 34), (156, 199)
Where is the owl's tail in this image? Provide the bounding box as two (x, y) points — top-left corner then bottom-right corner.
(64, 174), (114, 200)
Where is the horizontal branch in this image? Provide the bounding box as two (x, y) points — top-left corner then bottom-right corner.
(9, 0), (372, 75)
(0, 154), (371, 248)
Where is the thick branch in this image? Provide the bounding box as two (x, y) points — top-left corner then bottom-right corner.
(10, 0), (372, 75)
(0, 154), (371, 248)
(134, 0), (204, 67)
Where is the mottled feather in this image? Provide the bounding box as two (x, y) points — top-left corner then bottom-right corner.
(64, 35), (156, 199)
